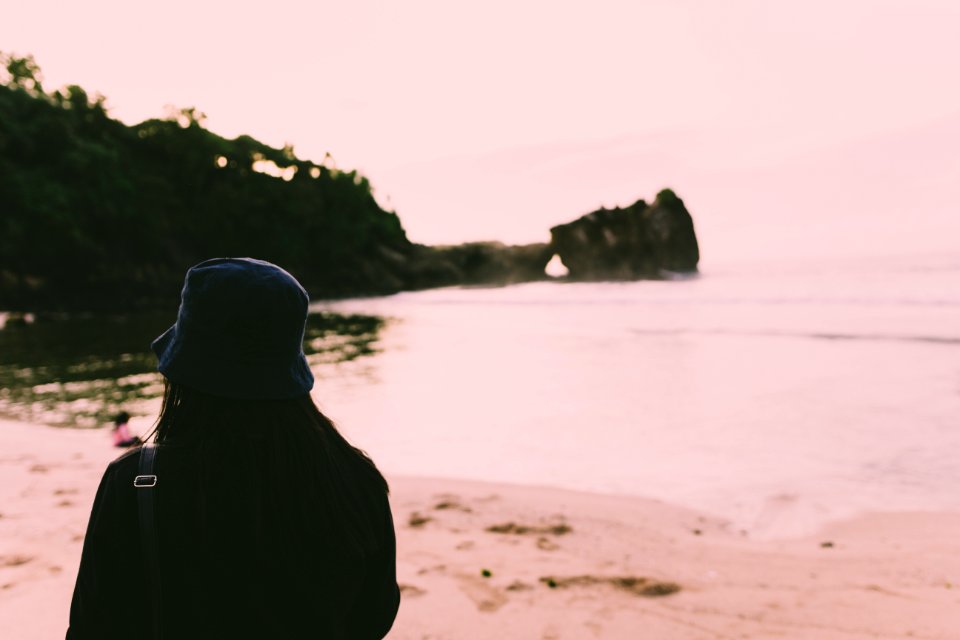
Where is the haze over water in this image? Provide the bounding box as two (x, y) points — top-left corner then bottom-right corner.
(320, 253), (960, 539)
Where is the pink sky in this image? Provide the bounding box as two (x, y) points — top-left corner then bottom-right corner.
(3, 0), (959, 261)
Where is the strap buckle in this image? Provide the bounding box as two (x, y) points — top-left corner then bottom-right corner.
(134, 475), (158, 488)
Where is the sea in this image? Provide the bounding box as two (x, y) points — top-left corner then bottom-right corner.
(2, 252), (959, 539)
(317, 253), (960, 539)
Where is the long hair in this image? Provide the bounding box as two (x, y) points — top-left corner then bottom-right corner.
(149, 381), (389, 558)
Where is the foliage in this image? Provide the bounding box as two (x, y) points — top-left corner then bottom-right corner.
(655, 187), (679, 204)
(0, 53), (410, 310)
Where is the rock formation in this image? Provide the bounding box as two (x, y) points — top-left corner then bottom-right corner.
(393, 188), (699, 291)
(548, 189), (699, 280)
(396, 242), (554, 290)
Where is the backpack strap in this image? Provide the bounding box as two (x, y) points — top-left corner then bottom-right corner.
(135, 443), (161, 639)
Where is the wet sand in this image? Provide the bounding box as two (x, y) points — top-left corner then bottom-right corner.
(1, 417), (959, 639)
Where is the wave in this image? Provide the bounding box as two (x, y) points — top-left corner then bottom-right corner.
(629, 328), (960, 346)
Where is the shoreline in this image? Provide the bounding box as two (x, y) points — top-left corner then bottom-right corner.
(2, 417), (959, 638)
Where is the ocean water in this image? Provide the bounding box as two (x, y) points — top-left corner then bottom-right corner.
(2, 253), (958, 539)
(316, 254), (960, 538)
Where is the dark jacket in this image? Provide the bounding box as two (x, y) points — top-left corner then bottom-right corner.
(66, 445), (400, 640)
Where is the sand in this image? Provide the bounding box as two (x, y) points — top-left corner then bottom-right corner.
(1, 417), (959, 639)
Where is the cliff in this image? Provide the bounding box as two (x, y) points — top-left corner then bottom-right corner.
(401, 189), (700, 289)
(549, 189), (699, 280)
(0, 54), (698, 310)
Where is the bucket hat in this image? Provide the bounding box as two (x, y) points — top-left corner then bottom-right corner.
(151, 257), (315, 399)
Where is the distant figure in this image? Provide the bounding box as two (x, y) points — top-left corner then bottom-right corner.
(67, 258), (399, 639)
(110, 411), (141, 448)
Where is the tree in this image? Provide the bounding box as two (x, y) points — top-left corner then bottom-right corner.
(0, 55), (412, 310)
(1, 52), (43, 94)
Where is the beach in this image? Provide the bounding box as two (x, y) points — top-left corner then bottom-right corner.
(6, 3), (960, 637)
(2, 416), (958, 639)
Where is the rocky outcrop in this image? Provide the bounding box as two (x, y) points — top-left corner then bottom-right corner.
(396, 242), (554, 290)
(382, 189), (699, 291)
(548, 189), (699, 280)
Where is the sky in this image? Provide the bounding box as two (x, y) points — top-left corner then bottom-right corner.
(3, 0), (959, 264)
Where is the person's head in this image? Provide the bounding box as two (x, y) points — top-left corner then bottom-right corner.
(151, 257), (314, 400)
(113, 411), (130, 429)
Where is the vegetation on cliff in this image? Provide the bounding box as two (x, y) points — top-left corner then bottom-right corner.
(0, 53), (699, 310)
(0, 53), (410, 309)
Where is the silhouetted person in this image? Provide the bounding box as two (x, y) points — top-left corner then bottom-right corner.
(67, 258), (400, 639)
(110, 411), (141, 448)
